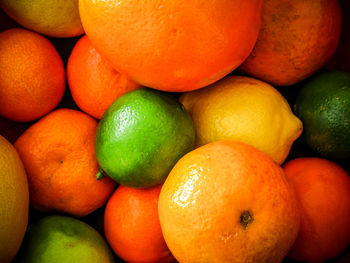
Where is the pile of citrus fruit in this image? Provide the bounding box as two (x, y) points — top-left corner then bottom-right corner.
(0, 0), (349, 262)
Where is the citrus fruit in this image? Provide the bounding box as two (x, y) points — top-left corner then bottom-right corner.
(14, 109), (116, 217)
(180, 76), (302, 164)
(67, 35), (141, 119)
(95, 88), (195, 188)
(0, 28), (65, 122)
(283, 158), (350, 263)
(18, 215), (115, 263)
(0, 135), (29, 263)
(78, 0), (263, 92)
(239, 0), (341, 86)
(0, 0), (84, 37)
(294, 71), (350, 159)
(104, 185), (175, 263)
(158, 140), (300, 263)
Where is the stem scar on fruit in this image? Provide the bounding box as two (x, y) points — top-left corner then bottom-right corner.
(240, 210), (254, 230)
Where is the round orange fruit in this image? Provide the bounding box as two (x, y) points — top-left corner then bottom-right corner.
(78, 0), (264, 92)
(14, 109), (116, 217)
(239, 0), (341, 86)
(67, 35), (140, 119)
(0, 28), (65, 122)
(105, 185), (175, 263)
(158, 140), (300, 263)
(284, 158), (350, 263)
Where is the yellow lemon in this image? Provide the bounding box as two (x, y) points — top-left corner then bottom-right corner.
(0, 135), (29, 263)
(180, 76), (302, 164)
(0, 0), (83, 37)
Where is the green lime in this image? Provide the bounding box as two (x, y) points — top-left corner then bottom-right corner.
(95, 88), (195, 188)
(294, 71), (350, 159)
(18, 215), (115, 263)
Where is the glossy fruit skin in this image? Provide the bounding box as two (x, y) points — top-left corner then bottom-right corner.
(67, 35), (140, 119)
(158, 140), (300, 263)
(284, 158), (350, 263)
(104, 185), (174, 263)
(294, 71), (350, 159)
(79, 0), (264, 92)
(19, 216), (115, 263)
(0, 0), (84, 37)
(180, 76), (302, 164)
(239, 0), (341, 86)
(14, 109), (116, 217)
(0, 28), (65, 122)
(0, 135), (29, 263)
(96, 88), (195, 188)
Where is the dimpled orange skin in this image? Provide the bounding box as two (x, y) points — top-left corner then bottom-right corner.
(284, 158), (350, 263)
(14, 109), (116, 217)
(78, 0), (263, 92)
(239, 0), (341, 86)
(0, 28), (65, 122)
(67, 35), (141, 119)
(158, 140), (300, 263)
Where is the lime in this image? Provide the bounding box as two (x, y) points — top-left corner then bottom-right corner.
(294, 71), (350, 159)
(18, 215), (115, 263)
(95, 88), (195, 188)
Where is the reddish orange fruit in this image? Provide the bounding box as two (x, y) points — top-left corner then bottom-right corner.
(0, 28), (65, 122)
(79, 0), (264, 92)
(67, 35), (140, 119)
(240, 0), (341, 86)
(284, 158), (350, 263)
(158, 140), (300, 263)
(104, 185), (174, 263)
(14, 109), (116, 217)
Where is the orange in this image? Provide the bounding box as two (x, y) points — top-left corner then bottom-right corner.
(14, 109), (116, 217)
(158, 140), (300, 263)
(104, 185), (174, 263)
(0, 28), (65, 122)
(239, 0), (341, 86)
(0, 135), (29, 263)
(78, 0), (264, 92)
(283, 158), (350, 263)
(67, 35), (140, 119)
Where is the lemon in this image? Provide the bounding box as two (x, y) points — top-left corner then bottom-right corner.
(0, 0), (83, 37)
(180, 76), (302, 164)
(0, 135), (29, 263)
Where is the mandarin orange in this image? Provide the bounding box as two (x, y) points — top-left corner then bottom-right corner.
(14, 109), (116, 217)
